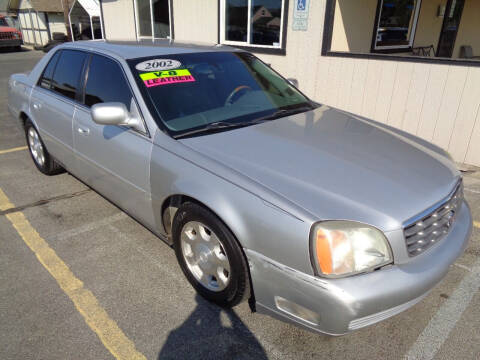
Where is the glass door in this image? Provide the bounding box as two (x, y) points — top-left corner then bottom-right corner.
(437, 0), (465, 58)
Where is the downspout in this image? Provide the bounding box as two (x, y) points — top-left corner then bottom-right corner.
(63, 0), (73, 41)
(90, 15), (94, 39)
(68, 0), (76, 41)
(98, 0), (105, 39)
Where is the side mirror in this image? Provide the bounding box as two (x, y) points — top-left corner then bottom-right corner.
(287, 78), (299, 88)
(91, 102), (142, 131)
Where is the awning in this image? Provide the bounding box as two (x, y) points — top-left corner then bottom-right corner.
(69, 0), (100, 18)
(69, 0), (103, 40)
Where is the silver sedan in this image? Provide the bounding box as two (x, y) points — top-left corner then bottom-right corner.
(7, 40), (472, 335)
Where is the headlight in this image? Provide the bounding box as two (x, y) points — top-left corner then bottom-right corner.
(310, 221), (392, 277)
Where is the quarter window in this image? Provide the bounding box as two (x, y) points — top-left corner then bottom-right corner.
(135, 0), (172, 39)
(84, 55), (133, 109)
(221, 0), (286, 49)
(39, 50), (61, 89)
(51, 50), (87, 100)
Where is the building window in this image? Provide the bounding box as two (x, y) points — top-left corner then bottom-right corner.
(135, 0), (172, 39)
(220, 0), (286, 49)
(374, 0), (421, 50)
(324, 0), (478, 63)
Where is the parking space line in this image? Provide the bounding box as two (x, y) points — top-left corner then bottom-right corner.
(0, 188), (146, 360)
(0, 146), (27, 155)
(405, 258), (480, 360)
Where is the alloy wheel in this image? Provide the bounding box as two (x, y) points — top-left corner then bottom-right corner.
(180, 221), (231, 292)
(28, 127), (45, 167)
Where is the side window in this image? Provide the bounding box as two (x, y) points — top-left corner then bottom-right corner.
(51, 50), (87, 100)
(39, 50), (61, 89)
(84, 55), (133, 109)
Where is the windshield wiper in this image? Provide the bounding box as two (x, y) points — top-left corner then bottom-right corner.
(174, 105), (315, 139)
(257, 105), (314, 122)
(174, 120), (267, 139)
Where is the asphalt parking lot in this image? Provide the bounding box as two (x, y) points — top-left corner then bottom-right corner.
(1, 48), (480, 360)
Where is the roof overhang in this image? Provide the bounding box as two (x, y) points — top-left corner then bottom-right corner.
(69, 0), (100, 18)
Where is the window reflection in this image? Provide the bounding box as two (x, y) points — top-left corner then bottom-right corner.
(375, 0), (418, 48)
(153, 0), (170, 38)
(226, 0), (248, 42)
(251, 0), (281, 46)
(137, 0), (152, 36)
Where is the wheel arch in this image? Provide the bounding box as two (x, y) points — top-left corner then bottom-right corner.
(19, 110), (39, 131)
(161, 193), (246, 248)
(161, 192), (257, 310)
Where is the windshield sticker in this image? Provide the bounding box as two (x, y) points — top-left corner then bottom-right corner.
(140, 69), (196, 88)
(135, 59), (181, 71)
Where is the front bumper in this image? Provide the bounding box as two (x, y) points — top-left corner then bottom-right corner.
(246, 201), (472, 335)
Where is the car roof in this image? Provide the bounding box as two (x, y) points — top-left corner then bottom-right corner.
(63, 39), (240, 60)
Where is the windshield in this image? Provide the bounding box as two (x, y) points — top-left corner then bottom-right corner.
(0, 18), (8, 27)
(5, 17), (17, 28)
(128, 51), (313, 137)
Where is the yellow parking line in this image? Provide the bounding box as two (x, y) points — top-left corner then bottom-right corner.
(0, 188), (146, 360)
(0, 146), (28, 155)
(474, 221), (480, 229)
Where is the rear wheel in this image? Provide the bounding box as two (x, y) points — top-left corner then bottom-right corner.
(25, 120), (63, 175)
(172, 202), (250, 307)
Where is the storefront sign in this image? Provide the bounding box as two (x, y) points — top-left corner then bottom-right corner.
(292, 0), (310, 31)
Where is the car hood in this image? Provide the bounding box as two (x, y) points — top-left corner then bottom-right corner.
(180, 106), (459, 231)
(0, 26), (18, 33)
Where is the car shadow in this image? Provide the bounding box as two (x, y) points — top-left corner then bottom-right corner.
(157, 294), (268, 360)
(0, 46), (30, 53)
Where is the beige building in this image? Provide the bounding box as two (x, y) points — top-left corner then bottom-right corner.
(7, 0), (74, 47)
(99, 0), (480, 167)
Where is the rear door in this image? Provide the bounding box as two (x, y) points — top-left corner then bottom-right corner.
(30, 49), (87, 169)
(72, 53), (155, 227)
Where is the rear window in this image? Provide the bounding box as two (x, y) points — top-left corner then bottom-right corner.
(51, 50), (87, 100)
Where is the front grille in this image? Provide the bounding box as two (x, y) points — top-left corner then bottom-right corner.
(404, 180), (463, 257)
(0, 32), (14, 40)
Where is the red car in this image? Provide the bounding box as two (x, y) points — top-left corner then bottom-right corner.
(0, 15), (23, 51)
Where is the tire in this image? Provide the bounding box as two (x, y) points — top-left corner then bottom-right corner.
(25, 120), (64, 175)
(14, 45), (21, 52)
(172, 202), (250, 307)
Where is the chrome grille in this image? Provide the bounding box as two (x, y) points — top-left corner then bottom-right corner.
(404, 181), (463, 256)
(0, 32), (14, 40)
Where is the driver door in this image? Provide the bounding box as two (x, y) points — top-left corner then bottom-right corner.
(72, 53), (155, 228)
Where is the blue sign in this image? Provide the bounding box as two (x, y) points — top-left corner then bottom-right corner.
(293, 0), (309, 30)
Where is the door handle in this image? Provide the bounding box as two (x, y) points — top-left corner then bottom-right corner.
(32, 102), (41, 110)
(77, 127), (90, 135)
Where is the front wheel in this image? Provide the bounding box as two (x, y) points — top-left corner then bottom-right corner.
(172, 202), (250, 307)
(25, 120), (63, 175)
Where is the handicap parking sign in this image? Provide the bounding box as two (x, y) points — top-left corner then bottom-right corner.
(293, 0), (309, 24)
(293, 0), (309, 31)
